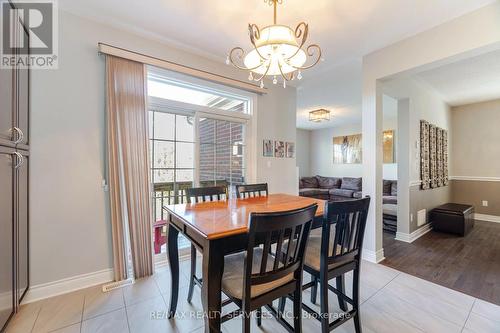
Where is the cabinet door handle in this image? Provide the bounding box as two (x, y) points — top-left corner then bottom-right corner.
(13, 152), (24, 169)
(13, 127), (24, 144)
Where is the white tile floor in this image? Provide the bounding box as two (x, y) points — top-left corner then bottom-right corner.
(6, 258), (500, 333)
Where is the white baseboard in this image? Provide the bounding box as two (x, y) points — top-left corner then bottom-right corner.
(395, 223), (432, 243)
(23, 268), (114, 304)
(474, 213), (500, 223)
(362, 248), (385, 263)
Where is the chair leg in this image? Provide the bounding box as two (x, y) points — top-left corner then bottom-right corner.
(243, 306), (251, 333)
(187, 244), (197, 303)
(319, 274), (330, 333)
(256, 308), (262, 327)
(293, 283), (303, 333)
(311, 275), (318, 304)
(352, 268), (362, 333)
(278, 297), (286, 316)
(336, 275), (348, 311)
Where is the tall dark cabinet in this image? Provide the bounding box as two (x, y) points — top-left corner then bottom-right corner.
(0, 1), (30, 331)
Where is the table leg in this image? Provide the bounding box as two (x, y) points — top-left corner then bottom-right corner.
(167, 224), (179, 318)
(202, 239), (224, 333)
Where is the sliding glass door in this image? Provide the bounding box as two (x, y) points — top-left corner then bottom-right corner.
(147, 68), (253, 258)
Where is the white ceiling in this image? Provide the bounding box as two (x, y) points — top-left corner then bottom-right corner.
(59, 0), (496, 127)
(415, 49), (500, 107)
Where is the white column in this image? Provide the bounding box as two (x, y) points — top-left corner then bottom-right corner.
(361, 77), (384, 263)
(396, 99), (411, 237)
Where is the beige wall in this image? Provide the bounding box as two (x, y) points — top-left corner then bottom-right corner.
(30, 11), (298, 287)
(296, 129), (311, 177)
(449, 99), (500, 216)
(451, 99), (500, 177)
(451, 180), (500, 216)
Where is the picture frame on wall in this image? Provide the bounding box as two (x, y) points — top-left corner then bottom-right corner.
(286, 142), (295, 158)
(263, 139), (274, 157)
(274, 141), (285, 158)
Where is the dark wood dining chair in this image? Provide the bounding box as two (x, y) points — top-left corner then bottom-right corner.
(220, 204), (318, 333)
(280, 197), (370, 333)
(235, 183), (268, 198)
(185, 185), (228, 302)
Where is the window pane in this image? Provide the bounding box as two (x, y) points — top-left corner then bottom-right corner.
(153, 112), (175, 140)
(216, 121), (231, 144)
(176, 115), (194, 142)
(232, 149), (244, 169)
(199, 118), (215, 143)
(176, 142), (194, 168)
(232, 169), (245, 185)
(176, 169), (194, 183)
(153, 169), (174, 184)
(200, 143), (215, 185)
(231, 122), (244, 144)
(216, 165), (230, 185)
(153, 141), (174, 168)
(216, 144), (231, 166)
(148, 77), (247, 113)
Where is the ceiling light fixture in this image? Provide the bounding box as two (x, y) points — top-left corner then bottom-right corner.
(309, 109), (331, 122)
(226, 0), (322, 88)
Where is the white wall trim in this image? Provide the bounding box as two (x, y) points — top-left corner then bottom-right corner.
(395, 223), (433, 243)
(474, 213), (500, 223)
(23, 269), (113, 304)
(450, 176), (500, 182)
(409, 180), (422, 187)
(362, 248), (385, 263)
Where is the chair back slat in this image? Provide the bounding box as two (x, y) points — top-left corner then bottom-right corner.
(321, 197), (371, 269)
(235, 183), (268, 199)
(186, 186), (228, 204)
(242, 204), (318, 298)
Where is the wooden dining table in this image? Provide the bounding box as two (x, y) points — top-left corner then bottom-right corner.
(163, 193), (326, 333)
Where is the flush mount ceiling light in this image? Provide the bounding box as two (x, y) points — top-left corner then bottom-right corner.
(226, 0), (322, 88)
(309, 109), (331, 122)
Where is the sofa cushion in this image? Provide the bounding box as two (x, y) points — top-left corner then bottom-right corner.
(391, 181), (398, 196)
(383, 196), (397, 205)
(301, 177), (318, 189)
(315, 175), (341, 189)
(353, 191), (363, 199)
(383, 180), (393, 196)
(299, 188), (329, 196)
(329, 188), (355, 198)
(341, 177), (362, 191)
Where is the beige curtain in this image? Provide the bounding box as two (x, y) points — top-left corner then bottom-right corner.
(106, 55), (153, 280)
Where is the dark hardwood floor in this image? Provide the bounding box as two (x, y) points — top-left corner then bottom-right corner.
(382, 220), (500, 306)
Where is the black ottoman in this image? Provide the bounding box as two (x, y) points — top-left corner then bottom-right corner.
(430, 203), (475, 236)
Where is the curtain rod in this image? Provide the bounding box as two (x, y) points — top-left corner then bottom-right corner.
(98, 43), (266, 95)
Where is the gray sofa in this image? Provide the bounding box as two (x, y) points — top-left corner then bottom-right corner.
(299, 175), (397, 203)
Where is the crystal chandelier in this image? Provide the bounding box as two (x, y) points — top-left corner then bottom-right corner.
(309, 109), (331, 122)
(226, 0), (322, 88)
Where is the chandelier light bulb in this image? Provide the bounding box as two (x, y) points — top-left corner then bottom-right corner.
(248, 72), (254, 81)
